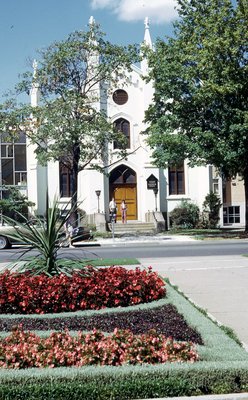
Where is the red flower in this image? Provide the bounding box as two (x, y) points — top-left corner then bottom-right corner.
(0, 267), (166, 314)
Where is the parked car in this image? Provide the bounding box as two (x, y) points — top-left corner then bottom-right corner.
(0, 223), (93, 250)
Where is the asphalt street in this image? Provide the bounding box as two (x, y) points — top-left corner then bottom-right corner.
(0, 238), (248, 261)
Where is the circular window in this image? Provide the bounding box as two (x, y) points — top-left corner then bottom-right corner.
(113, 89), (128, 105)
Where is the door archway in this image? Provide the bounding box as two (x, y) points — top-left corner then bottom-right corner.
(109, 165), (137, 221)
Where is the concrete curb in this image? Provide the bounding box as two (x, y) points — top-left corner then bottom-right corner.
(139, 394), (248, 400)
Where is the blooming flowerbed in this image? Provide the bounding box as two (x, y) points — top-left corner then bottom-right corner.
(0, 266), (166, 314)
(0, 304), (203, 343)
(0, 327), (198, 369)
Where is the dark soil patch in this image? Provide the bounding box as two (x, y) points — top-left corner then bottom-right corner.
(0, 304), (203, 344)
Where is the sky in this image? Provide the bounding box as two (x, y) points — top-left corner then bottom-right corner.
(0, 0), (178, 100)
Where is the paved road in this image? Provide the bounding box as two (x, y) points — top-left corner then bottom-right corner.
(0, 239), (248, 261)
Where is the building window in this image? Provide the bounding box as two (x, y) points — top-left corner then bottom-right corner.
(213, 180), (219, 194)
(59, 163), (73, 197)
(113, 89), (128, 105)
(169, 164), (185, 195)
(0, 135), (27, 186)
(1, 145), (13, 158)
(1, 159), (13, 185)
(223, 206), (240, 224)
(113, 118), (130, 149)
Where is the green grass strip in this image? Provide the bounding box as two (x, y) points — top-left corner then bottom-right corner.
(84, 258), (140, 266)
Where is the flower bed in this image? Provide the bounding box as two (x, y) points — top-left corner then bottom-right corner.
(0, 327), (198, 369)
(0, 266), (166, 314)
(0, 303), (203, 344)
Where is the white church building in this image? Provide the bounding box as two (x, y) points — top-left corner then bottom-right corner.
(0, 19), (245, 230)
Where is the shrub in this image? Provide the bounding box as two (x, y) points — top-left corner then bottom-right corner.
(0, 266), (166, 314)
(203, 191), (222, 228)
(170, 200), (200, 229)
(0, 327), (198, 369)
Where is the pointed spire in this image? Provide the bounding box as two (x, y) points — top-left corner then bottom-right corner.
(143, 17), (152, 49)
(32, 59), (38, 79)
(141, 17), (153, 74)
(30, 59), (39, 106)
(89, 16), (95, 26)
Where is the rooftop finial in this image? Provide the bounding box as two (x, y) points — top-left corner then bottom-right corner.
(144, 17), (149, 29)
(143, 17), (152, 49)
(89, 16), (95, 26)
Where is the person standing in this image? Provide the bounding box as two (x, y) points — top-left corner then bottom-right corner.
(109, 197), (117, 223)
(121, 199), (127, 224)
(62, 218), (74, 248)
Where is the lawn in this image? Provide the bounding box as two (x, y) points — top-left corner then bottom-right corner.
(167, 228), (248, 240)
(83, 257), (140, 266)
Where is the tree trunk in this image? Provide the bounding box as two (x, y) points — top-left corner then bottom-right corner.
(244, 169), (248, 232)
(71, 143), (80, 227)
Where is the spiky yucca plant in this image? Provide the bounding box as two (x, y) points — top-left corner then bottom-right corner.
(3, 198), (78, 276)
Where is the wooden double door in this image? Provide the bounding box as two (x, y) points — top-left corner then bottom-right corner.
(111, 186), (137, 221)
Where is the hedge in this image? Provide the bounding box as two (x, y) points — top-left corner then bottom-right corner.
(0, 362), (248, 399)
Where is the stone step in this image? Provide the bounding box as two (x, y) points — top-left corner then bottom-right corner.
(108, 221), (155, 234)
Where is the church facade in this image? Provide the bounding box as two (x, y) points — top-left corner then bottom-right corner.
(0, 19), (245, 229)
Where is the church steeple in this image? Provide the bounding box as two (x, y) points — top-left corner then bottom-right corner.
(143, 17), (153, 49)
(141, 17), (153, 74)
(30, 59), (40, 107)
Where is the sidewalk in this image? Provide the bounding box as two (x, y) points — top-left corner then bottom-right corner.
(138, 253), (248, 350)
(83, 233), (196, 246)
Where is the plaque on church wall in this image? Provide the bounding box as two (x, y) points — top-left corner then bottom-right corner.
(146, 174), (158, 190)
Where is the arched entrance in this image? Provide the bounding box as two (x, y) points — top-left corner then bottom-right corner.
(109, 165), (137, 221)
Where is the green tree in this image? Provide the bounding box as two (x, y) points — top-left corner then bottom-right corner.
(0, 186), (34, 222)
(203, 192), (222, 228)
(145, 0), (248, 229)
(0, 21), (139, 223)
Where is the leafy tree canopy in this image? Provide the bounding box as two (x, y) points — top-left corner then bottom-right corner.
(145, 0), (248, 227)
(0, 186), (35, 222)
(0, 23), (139, 171)
(0, 21), (140, 219)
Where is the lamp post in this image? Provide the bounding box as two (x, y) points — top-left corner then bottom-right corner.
(153, 188), (158, 212)
(95, 190), (101, 213)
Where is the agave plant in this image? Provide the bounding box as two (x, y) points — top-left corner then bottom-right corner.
(3, 197), (80, 276)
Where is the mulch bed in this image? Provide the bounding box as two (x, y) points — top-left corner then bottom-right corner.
(0, 304), (203, 345)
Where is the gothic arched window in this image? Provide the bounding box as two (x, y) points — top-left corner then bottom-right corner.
(113, 118), (130, 149)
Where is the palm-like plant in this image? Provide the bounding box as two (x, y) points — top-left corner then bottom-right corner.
(3, 198), (78, 276)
